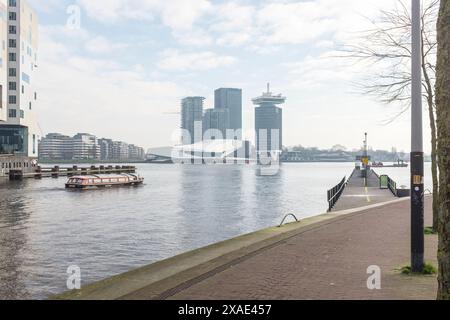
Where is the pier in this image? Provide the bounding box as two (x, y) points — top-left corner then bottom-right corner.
(54, 166), (437, 301)
(328, 168), (403, 212)
(8, 165), (137, 180)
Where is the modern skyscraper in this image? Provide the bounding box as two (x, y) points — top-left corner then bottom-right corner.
(203, 108), (230, 139)
(181, 97), (204, 145)
(214, 88), (242, 137)
(0, 1), (7, 123)
(0, 0), (39, 158)
(253, 84), (285, 163)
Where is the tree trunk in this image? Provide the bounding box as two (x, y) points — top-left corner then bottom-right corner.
(422, 58), (439, 232)
(436, 0), (450, 301)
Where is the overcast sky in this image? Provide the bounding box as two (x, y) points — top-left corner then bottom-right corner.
(28, 0), (433, 153)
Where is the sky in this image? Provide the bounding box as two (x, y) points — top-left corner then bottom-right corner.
(28, 0), (433, 153)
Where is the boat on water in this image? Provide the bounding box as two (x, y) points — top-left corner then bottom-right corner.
(371, 160), (409, 168)
(65, 174), (144, 189)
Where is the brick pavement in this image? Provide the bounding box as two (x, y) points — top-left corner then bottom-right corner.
(158, 197), (437, 300)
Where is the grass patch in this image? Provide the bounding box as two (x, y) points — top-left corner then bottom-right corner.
(399, 263), (437, 275)
(424, 226), (437, 235)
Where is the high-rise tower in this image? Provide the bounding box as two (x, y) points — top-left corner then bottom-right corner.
(0, 0), (39, 158)
(214, 88), (242, 138)
(253, 84), (285, 163)
(181, 97), (204, 145)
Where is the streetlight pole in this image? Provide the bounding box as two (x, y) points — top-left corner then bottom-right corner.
(411, 0), (424, 273)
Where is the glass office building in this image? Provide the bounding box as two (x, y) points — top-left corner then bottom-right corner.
(181, 97), (205, 145)
(214, 88), (242, 137)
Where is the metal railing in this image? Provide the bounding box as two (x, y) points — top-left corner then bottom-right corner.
(327, 176), (347, 212)
(387, 177), (397, 196)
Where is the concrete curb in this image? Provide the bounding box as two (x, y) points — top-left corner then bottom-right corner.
(53, 197), (411, 300)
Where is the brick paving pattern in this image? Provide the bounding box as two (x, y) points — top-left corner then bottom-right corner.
(163, 197), (437, 300)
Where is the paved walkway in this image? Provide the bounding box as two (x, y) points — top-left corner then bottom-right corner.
(142, 197), (437, 300)
(332, 168), (397, 211)
(57, 177), (437, 300)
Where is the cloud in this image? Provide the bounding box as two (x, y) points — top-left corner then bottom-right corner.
(157, 49), (237, 72)
(84, 35), (128, 54)
(36, 25), (186, 148)
(77, 0), (212, 31)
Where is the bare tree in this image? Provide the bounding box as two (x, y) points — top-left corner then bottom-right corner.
(436, 0), (450, 301)
(339, 0), (440, 231)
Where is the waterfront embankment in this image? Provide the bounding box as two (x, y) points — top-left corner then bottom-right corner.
(54, 194), (437, 300)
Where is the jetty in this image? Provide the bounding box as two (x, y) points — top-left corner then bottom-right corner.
(54, 164), (437, 300)
(8, 165), (137, 180)
(327, 168), (403, 212)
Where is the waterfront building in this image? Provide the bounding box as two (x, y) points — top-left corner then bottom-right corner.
(39, 133), (73, 160)
(72, 133), (100, 161)
(203, 108), (230, 139)
(111, 141), (129, 160)
(128, 144), (145, 160)
(0, 1), (7, 123)
(0, 0), (40, 158)
(39, 133), (145, 162)
(98, 138), (114, 161)
(253, 84), (285, 164)
(214, 88), (242, 138)
(181, 97), (204, 145)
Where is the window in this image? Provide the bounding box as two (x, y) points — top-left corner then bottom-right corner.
(21, 85), (24, 94)
(32, 134), (36, 154)
(19, 110), (24, 118)
(29, 102), (31, 110)
(34, 92), (37, 100)
(9, 39), (16, 48)
(9, 12), (16, 20)
(9, 53), (16, 62)
(9, 95), (16, 104)
(0, 125), (28, 155)
(8, 82), (16, 90)
(22, 72), (30, 84)
(9, 25), (16, 34)
(9, 0), (17, 7)
(9, 68), (16, 77)
(8, 109), (16, 118)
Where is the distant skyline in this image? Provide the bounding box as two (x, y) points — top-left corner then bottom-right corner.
(29, 0), (432, 153)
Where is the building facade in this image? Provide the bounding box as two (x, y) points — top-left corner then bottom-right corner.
(0, 0), (39, 158)
(0, 0), (7, 123)
(98, 138), (113, 161)
(214, 88), (242, 136)
(181, 97), (204, 145)
(203, 108), (230, 139)
(253, 84), (285, 164)
(39, 133), (73, 160)
(39, 133), (145, 162)
(128, 144), (145, 160)
(111, 141), (128, 160)
(72, 133), (100, 161)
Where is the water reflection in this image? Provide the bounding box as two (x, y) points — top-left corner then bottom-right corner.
(1, 162), (421, 299)
(0, 181), (32, 299)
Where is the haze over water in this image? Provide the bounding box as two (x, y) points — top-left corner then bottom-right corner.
(0, 163), (432, 299)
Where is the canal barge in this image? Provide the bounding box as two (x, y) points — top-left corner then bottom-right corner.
(65, 174), (144, 189)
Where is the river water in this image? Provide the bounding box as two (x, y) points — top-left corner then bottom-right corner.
(0, 162), (432, 299)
